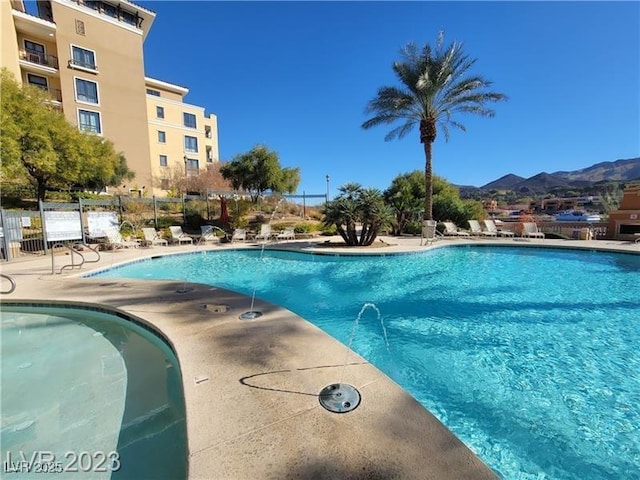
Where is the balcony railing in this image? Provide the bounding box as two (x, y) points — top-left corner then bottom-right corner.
(19, 49), (59, 69)
(70, 0), (143, 28)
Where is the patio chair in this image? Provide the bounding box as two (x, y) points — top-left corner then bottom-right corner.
(420, 220), (439, 245)
(255, 224), (272, 241)
(442, 221), (470, 237)
(104, 228), (140, 249)
(230, 228), (246, 242)
(484, 219), (515, 238)
(276, 227), (296, 241)
(521, 222), (545, 240)
(141, 228), (168, 247)
(468, 220), (496, 237)
(197, 225), (221, 245)
(168, 226), (194, 245)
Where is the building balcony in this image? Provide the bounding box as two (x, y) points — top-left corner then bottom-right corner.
(19, 49), (59, 70)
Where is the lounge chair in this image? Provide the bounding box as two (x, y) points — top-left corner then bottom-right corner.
(442, 221), (470, 237)
(168, 226), (193, 245)
(484, 219), (514, 238)
(255, 224), (272, 241)
(197, 225), (221, 244)
(230, 228), (246, 242)
(521, 222), (545, 240)
(276, 227), (296, 241)
(420, 220), (439, 245)
(104, 228), (140, 249)
(141, 227), (168, 246)
(468, 220), (496, 237)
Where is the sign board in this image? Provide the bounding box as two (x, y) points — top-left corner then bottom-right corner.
(21, 217), (31, 227)
(87, 211), (119, 237)
(44, 211), (82, 242)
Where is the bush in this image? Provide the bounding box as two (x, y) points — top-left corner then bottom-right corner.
(404, 221), (423, 235)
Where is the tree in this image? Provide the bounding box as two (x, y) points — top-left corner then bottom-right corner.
(362, 32), (507, 220)
(383, 171), (424, 235)
(322, 183), (393, 246)
(383, 170), (485, 233)
(0, 69), (133, 201)
(220, 145), (300, 202)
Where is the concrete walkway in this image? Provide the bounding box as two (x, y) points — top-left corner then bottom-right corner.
(1, 236), (637, 479)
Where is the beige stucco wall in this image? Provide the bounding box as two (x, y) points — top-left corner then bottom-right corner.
(1, 2), (21, 78)
(51, 0), (153, 192)
(146, 88), (220, 196)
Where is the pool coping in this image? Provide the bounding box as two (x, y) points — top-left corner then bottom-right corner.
(1, 235), (638, 479)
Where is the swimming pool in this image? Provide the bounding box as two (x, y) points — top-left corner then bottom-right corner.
(95, 246), (640, 479)
(0, 304), (187, 480)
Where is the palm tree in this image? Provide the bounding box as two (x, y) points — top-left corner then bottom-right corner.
(322, 183), (393, 246)
(362, 32), (507, 220)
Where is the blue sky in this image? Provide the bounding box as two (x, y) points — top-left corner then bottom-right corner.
(71, 2), (640, 195)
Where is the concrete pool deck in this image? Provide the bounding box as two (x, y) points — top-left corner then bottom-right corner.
(1, 235), (638, 479)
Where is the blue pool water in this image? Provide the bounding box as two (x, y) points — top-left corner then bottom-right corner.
(95, 246), (640, 479)
(1, 304), (186, 480)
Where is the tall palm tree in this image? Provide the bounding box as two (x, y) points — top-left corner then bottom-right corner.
(362, 32), (507, 220)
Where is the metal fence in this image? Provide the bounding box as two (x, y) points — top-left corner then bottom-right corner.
(0, 192), (327, 261)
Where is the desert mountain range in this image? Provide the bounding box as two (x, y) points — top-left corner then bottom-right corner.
(461, 157), (640, 195)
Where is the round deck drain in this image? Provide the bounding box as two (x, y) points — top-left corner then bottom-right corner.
(176, 287), (194, 294)
(239, 311), (263, 320)
(318, 383), (361, 413)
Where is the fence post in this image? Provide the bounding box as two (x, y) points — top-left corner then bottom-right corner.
(182, 194), (186, 226)
(153, 195), (158, 229)
(303, 191), (306, 219)
(79, 197), (86, 244)
(39, 200), (48, 255)
(118, 195), (124, 224)
(0, 209), (9, 261)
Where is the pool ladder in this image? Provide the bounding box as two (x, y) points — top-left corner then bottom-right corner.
(50, 242), (101, 275)
(0, 273), (16, 294)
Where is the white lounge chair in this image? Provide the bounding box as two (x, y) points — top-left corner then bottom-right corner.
(142, 228), (168, 246)
(442, 221), (470, 237)
(230, 228), (246, 242)
(420, 220), (439, 245)
(521, 222), (545, 240)
(104, 228), (140, 249)
(484, 219), (514, 238)
(468, 220), (496, 237)
(198, 225), (221, 244)
(169, 226), (193, 245)
(276, 227), (295, 241)
(255, 224), (272, 241)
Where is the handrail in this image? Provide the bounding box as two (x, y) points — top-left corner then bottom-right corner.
(0, 274), (16, 294)
(51, 242), (85, 274)
(77, 242), (101, 264)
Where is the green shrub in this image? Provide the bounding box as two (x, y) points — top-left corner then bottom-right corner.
(404, 221), (423, 235)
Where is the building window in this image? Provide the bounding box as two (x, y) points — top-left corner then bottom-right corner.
(146, 88), (160, 96)
(183, 112), (197, 129)
(184, 135), (198, 153)
(71, 46), (96, 70)
(24, 40), (45, 64)
(160, 178), (170, 190)
(102, 2), (117, 18)
(27, 74), (48, 90)
(156, 106), (164, 119)
(159, 155), (168, 167)
(75, 78), (99, 104)
(186, 158), (199, 171)
(158, 131), (166, 143)
(78, 109), (101, 134)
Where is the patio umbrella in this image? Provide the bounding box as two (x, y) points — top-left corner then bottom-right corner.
(220, 196), (230, 224)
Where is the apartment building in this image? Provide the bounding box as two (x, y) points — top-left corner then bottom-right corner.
(1, 0), (219, 196)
